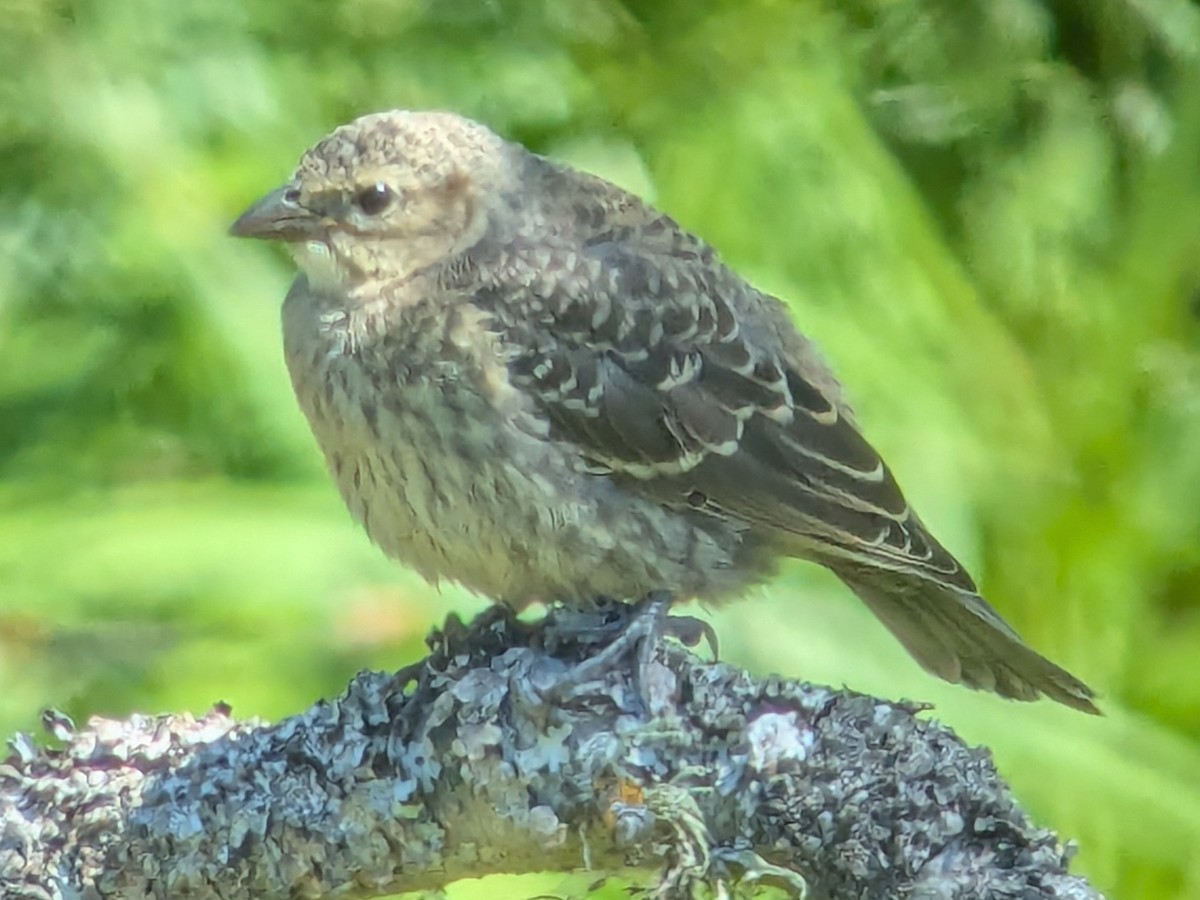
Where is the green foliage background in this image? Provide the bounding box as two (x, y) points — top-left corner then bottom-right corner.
(2, 1), (1200, 897)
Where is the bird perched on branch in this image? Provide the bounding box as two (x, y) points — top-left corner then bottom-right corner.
(231, 110), (1098, 714)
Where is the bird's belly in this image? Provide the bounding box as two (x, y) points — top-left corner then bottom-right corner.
(294, 369), (765, 606)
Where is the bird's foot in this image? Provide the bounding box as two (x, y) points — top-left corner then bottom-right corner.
(540, 595), (634, 651)
(539, 592), (671, 709)
(540, 593), (717, 713)
(543, 595), (718, 659)
(664, 613), (719, 659)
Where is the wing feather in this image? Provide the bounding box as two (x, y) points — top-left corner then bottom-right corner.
(467, 167), (1097, 712)
(486, 230), (971, 590)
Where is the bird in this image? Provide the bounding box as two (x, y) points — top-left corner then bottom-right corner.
(230, 109), (1098, 714)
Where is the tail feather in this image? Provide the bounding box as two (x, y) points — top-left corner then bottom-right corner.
(836, 568), (1100, 715)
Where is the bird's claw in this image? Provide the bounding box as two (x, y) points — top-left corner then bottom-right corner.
(663, 614), (719, 659)
(539, 592), (716, 712)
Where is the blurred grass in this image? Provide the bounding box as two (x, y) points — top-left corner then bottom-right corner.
(3, 1), (1200, 897)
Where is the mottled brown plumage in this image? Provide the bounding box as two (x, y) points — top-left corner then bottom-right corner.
(231, 110), (1098, 714)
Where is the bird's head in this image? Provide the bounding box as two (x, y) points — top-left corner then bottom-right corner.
(230, 110), (516, 290)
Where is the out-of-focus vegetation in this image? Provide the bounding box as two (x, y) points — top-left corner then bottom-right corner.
(2, 1), (1199, 897)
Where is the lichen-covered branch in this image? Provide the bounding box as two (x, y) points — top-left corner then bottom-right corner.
(0, 605), (1102, 899)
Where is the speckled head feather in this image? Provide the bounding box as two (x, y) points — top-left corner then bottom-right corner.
(233, 110), (522, 290)
(294, 110), (511, 190)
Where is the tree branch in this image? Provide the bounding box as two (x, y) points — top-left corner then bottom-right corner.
(0, 605), (1102, 899)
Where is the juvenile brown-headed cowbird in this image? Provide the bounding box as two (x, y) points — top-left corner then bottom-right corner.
(231, 110), (1098, 713)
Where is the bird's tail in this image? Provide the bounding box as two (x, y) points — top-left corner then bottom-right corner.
(834, 567), (1100, 714)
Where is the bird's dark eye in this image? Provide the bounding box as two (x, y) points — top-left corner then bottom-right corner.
(354, 182), (394, 216)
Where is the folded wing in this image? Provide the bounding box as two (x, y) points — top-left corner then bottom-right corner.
(479, 216), (1097, 713)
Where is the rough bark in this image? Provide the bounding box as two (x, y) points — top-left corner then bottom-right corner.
(0, 604), (1102, 899)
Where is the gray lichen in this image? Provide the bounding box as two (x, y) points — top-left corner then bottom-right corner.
(0, 606), (1103, 899)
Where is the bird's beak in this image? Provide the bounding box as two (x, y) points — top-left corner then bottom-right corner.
(229, 185), (322, 242)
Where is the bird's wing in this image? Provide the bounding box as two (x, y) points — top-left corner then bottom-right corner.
(483, 228), (975, 593)
(478, 225), (1098, 713)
